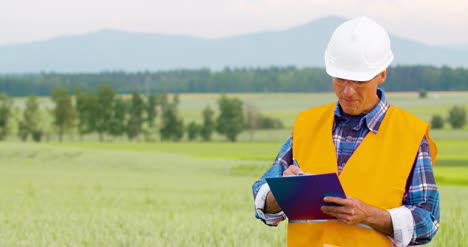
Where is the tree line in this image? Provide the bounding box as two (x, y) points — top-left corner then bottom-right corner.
(0, 85), (283, 143)
(1, 65), (468, 96)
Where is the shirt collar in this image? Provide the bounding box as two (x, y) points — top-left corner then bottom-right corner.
(334, 88), (390, 134)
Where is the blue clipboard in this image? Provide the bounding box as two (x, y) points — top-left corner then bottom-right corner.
(265, 173), (346, 221)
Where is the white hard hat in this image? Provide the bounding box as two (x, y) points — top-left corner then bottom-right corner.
(324, 16), (394, 81)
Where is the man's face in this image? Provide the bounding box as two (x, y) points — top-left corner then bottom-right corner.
(332, 70), (386, 116)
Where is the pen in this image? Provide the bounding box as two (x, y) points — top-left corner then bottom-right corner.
(293, 158), (300, 168)
(292, 158), (304, 175)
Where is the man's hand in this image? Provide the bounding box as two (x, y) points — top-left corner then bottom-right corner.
(282, 165), (304, 176)
(265, 191), (281, 213)
(264, 165), (305, 213)
(321, 196), (393, 237)
(321, 196), (369, 225)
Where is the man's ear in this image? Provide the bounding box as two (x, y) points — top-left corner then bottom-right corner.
(377, 68), (388, 86)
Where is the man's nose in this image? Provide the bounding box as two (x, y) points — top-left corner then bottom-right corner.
(342, 81), (356, 95)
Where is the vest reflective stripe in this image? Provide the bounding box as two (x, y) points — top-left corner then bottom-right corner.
(289, 104), (437, 247)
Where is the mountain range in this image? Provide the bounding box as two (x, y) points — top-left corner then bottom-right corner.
(0, 16), (467, 73)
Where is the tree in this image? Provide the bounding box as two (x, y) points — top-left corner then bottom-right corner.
(200, 106), (215, 141)
(17, 120), (28, 141)
(0, 94), (12, 140)
(447, 105), (466, 129)
(216, 95), (245, 142)
(51, 87), (75, 142)
(108, 97), (128, 140)
(430, 114), (444, 129)
(257, 115), (284, 129)
(75, 88), (98, 140)
(160, 103), (184, 141)
(75, 88), (85, 139)
(126, 92), (145, 140)
(187, 121), (201, 141)
(245, 103), (259, 142)
(418, 88), (428, 98)
(159, 93), (168, 109)
(18, 96), (43, 141)
(146, 94), (159, 128)
(4, 66), (468, 95)
(95, 84), (115, 141)
(173, 94), (180, 105)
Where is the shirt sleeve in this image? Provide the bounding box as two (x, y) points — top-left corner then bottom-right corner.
(252, 137), (293, 226)
(254, 183), (287, 226)
(391, 137), (440, 246)
(388, 206), (414, 247)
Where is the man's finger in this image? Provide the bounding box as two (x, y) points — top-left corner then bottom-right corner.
(282, 165), (304, 176)
(290, 165), (304, 175)
(323, 196), (347, 206)
(321, 205), (347, 214)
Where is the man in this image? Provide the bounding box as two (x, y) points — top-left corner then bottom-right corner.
(252, 16), (439, 247)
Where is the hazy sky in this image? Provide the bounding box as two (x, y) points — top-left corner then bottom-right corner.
(1, 0), (468, 46)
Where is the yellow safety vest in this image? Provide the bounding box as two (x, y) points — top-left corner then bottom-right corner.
(290, 103), (437, 247)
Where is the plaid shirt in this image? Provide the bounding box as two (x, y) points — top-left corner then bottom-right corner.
(252, 89), (440, 246)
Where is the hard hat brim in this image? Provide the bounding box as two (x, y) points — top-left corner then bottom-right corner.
(325, 53), (393, 82)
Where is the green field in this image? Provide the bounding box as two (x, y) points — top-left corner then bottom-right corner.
(2, 92), (468, 246)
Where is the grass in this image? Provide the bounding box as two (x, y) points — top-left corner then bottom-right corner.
(0, 142), (285, 246)
(0, 141), (467, 246)
(49, 138), (468, 187)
